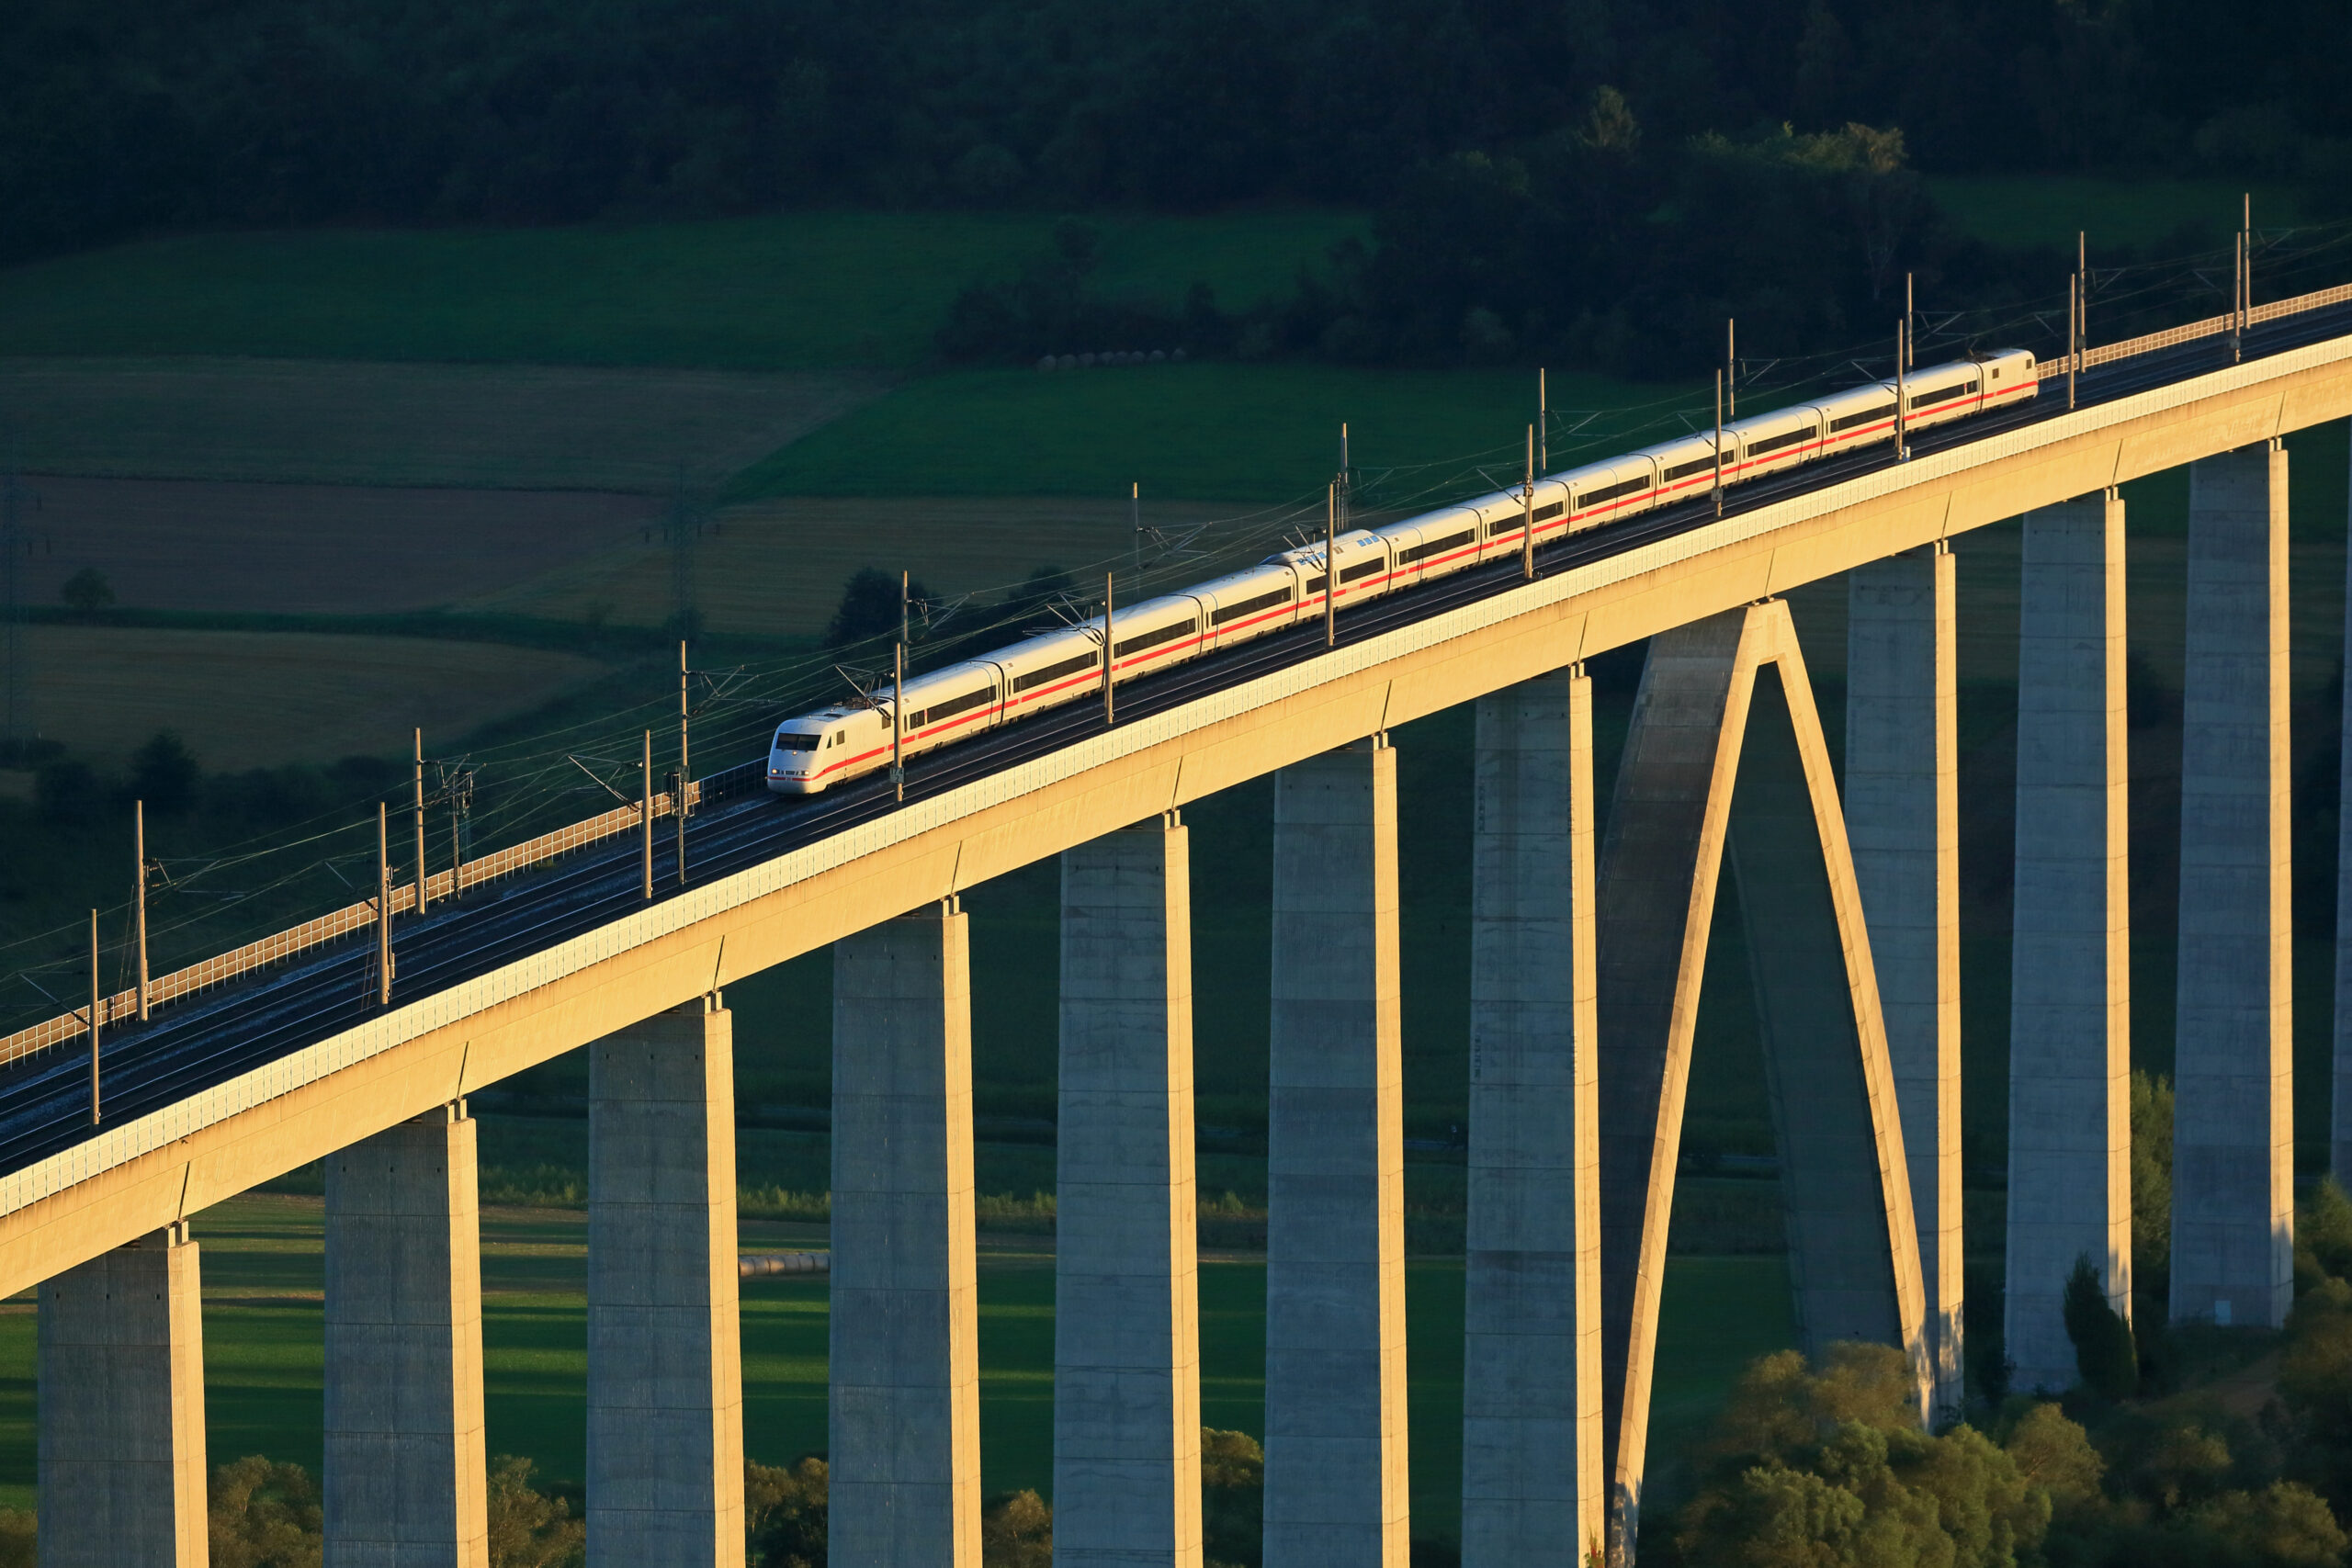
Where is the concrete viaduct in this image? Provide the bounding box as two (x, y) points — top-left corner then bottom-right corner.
(5, 295), (2352, 1567)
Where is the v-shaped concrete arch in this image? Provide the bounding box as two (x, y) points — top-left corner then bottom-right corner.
(1593, 599), (1928, 1563)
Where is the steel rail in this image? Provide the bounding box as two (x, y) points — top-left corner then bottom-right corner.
(0, 302), (2343, 1178)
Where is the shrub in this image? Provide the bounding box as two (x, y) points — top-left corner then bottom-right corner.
(60, 568), (113, 614)
(745, 1456), (826, 1568)
(2063, 1254), (2138, 1399)
(484, 1455), (583, 1568)
(208, 1455), (322, 1568)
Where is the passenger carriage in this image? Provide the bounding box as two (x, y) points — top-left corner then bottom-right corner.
(769, 350), (2036, 795)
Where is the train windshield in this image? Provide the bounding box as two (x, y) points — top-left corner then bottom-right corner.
(775, 732), (821, 752)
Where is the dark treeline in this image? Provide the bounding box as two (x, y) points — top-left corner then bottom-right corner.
(6, 0), (2349, 269)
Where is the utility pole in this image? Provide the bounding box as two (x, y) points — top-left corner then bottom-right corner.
(1726, 320), (1736, 419)
(2237, 194), (2251, 359)
(639, 729), (653, 899)
(447, 767), (471, 901)
(1324, 482), (1338, 648)
(1713, 369), (1725, 515)
(2068, 274), (2079, 411)
(87, 908), (100, 1124)
(413, 729), (428, 916)
(134, 800), (150, 1021)
(1539, 369), (1548, 471)
(893, 569), (908, 804)
(1102, 573), (1115, 727)
(1905, 276), (1914, 368)
(1521, 424), (1536, 581)
(1896, 321), (1911, 459)
(677, 641), (690, 885)
(1131, 482), (1142, 574)
(376, 804), (391, 1007)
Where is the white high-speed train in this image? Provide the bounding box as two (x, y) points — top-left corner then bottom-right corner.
(767, 349), (2038, 794)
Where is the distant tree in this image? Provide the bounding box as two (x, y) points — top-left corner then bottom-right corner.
(60, 568), (112, 614)
(208, 1455), (322, 1568)
(483, 1455), (582, 1568)
(131, 730), (198, 816)
(2133, 1069), (2175, 1295)
(0, 1508), (30, 1568)
(745, 1456), (826, 1568)
(980, 1489), (1050, 1567)
(823, 568), (932, 649)
(2063, 1254), (2138, 1399)
(1202, 1427), (1264, 1565)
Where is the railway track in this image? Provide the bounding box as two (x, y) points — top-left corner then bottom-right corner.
(0, 304), (2343, 1179)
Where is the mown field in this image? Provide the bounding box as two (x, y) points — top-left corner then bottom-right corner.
(6, 626), (610, 771)
(0, 1195), (1797, 1537)
(0, 211), (1367, 371)
(1922, 175), (2303, 253)
(0, 358), (879, 491)
(467, 495), (1240, 640)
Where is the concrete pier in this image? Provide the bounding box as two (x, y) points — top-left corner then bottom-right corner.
(1055, 818), (1204, 1568)
(2333, 437), (2352, 1183)
(324, 1103), (490, 1567)
(587, 997), (746, 1567)
(1463, 671), (1601, 1567)
(2173, 444), (2294, 1329)
(1264, 738), (1410, 1568)
(2007, 493), (2133, 1391)
(1847, 547), (1963, 1417)
(832, 901), (982, 1567)
(38, 1223), (209, 1567)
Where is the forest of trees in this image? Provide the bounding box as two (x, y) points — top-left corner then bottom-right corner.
(4, 0), (2347, 269)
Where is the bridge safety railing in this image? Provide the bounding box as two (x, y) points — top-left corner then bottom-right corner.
(0, 780), (706, 1069)
(2034, 278), (2352, 380)
(10, 276), (2352, 1072)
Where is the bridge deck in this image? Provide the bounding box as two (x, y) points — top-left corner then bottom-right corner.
(0, 302), (2347, 1294)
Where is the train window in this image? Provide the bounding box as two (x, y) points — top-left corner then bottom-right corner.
(1831, 402), (1896, 432)
(1576, 475), (1650, 510)
(1908, 382), (1966, 410)
(923, 686), (999, 725)
(1746, 424), (1817, 457)
(1213, 587), (1293, 626)
(1012, 651), (1098, 693)
(1340, 558), (1385, 583)
(1533, 501), (1565, 522)
(1663, 456), (1717, 483)
(1115, 618), (1197, 658)
(775, 733), (820, 752)
(1398, 529), (1475, 565)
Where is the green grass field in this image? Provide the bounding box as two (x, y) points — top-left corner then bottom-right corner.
(1923, 175), (2301, 254)
(0, 211), (1365, 372)
(0, 1197), (1797, 1545)
(728, 360), (1697, 502)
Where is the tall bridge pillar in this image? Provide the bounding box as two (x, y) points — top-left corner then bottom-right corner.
(2173, 444), (2294, 1329)
(323, 1101), (490, 1566)
(1264, 737), (1411, 1568)
(1054, 817), (1204, 1568)
(831, 901), (982, 1566)
(37, 1223), (209, 1567)
(2007, 491), (2132, 1393)
(587, 997), (747, 1566)
(1461, 671), (1602, 1567)
(1848, 547), (1964, 1418)
(2335, 432), (2352, 1183)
